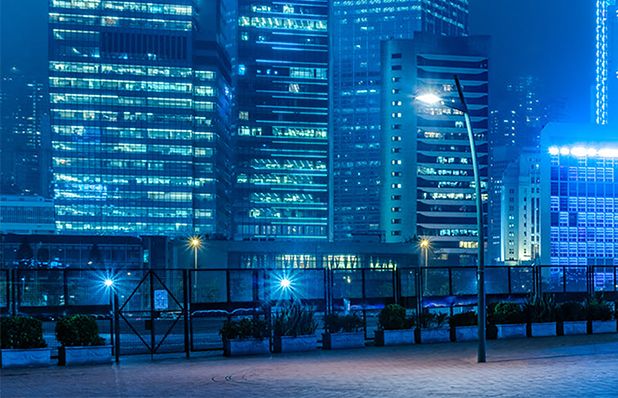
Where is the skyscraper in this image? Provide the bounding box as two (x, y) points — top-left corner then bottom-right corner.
(0, 69), (50, 197)
(380, 33), (489, 264)
(487, 76), (547, 263)
(233, 0), (329, 240)
(49, 0), (232, 236)
(596, 0), (618, 125)
(331, 0), (469, 241)
(540, 123), (618, 266)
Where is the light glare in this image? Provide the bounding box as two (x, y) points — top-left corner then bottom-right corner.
(103, 278), (114, 287)
(416, 93), (443, 105)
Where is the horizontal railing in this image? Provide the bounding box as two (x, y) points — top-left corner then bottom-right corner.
(0, 266), (616, 357)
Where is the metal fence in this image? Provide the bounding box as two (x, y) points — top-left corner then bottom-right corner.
(0, 265), (616, 359)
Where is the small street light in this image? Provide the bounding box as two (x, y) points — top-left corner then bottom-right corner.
(188, 235), (202, 270)
(419, 238), (430, 268)
(416, 75), (486, 363)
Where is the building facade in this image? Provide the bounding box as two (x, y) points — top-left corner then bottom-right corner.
(331, 0), (469, 241)
(487, 76), (547, 263)
(540, 123), (618, 266)
(0, 196), (56, 235)
(48, 0), (232, 237)
(233, 0), (329, 240)
(0, 70), (50, 197)
(380, 34), (489, 264)
(500, 148), (541, 265)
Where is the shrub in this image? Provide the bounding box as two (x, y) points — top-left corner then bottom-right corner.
(273, 301), (318, 337)
(557, 301), (586, 322)
(449, 311), (477, 327)
(0, 316), (47, 349)
(219, 317), (270, 340)
(323, 313), (364, 333)
(55, 315), (105, 347)
(586, 297), (613, 321)
(378, 304), (414, 330)
(493, 302), (525, 324)
(524, 294), (557, 323)
(419, 309), (448, 329)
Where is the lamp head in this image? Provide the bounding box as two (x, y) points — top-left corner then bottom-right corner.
(416, 93), (443, 105)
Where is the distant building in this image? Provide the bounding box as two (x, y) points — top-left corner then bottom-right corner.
(0, 195), (56, 235)
(170, 239), (417, 269)
(488, 76), (547, 263)
(540, 123), (618, 265)
(0, 233), (145, 269)
(330, 0), (469, 241)
(380, 33), (489, 264)
(500, 149), (541, 265)
(48, 0), (232, 237)
(233, 0), (329, 240)
(0, 70), (50, 197)
(596, 0), (615, 125)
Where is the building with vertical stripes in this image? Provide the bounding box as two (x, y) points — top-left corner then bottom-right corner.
(380, 33), (489, 264)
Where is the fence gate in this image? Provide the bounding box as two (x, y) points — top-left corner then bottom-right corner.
(113, 269), (189, 360)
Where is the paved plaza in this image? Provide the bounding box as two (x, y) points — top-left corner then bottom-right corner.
(1, 334), (618, 397)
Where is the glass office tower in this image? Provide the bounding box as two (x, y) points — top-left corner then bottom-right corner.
(234, 0), (329, 240)
(49, 0), (231, 236)
(331, 0), (468, 241)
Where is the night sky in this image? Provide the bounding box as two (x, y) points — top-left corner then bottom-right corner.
(0, 0), (596, 123)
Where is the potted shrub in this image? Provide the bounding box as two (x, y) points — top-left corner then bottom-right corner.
(492, 302), (526, 339)
(0, 316), (50, 368)
(524, 295), (557, 337)
(375, 304), (415, 346)
(220, 317), (270, 356)
(55, 314), (111, 366)
(587, 297), (615, 334)
(450, 311), (478, 342)
(417, 309), (450, 344)
(322, 312), (365, 350)
(557, 301), (587, 336)
(273, 301), (318, 353)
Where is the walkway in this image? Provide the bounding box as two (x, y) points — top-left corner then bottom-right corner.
(2, 334), (618, 397)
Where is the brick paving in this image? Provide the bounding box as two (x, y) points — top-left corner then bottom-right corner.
(1, 334), (618, 397)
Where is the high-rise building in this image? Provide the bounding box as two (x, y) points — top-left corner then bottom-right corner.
(500, 148), (541, 265)
(540, 123), (618, 266)
(233, 0), (329, 240)
(48, 0), (232, 237)
(596, 0), (618, 125)
(380, 33), (489, 264)
(0, 69), (50, 197)
(331, 0), (469, 241)
(487, 76), (547, 263)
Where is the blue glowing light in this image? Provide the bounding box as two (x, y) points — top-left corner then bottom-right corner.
(103, 278), (114, 287)
(279, 278), (291, 289)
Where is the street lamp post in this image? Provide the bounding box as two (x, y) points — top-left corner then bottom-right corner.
(188, 236), (202, 270)
(416, 75), (486, 363)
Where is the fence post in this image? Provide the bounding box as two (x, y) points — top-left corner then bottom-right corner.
(182, 269), (190, 359)
(114, 292), (120, 363)
(149, 271), (155, 358)
(10, 269), (17, 315)
(63, 270), (69, 310)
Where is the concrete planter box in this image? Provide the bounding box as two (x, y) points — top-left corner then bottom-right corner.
(223, 338), (270, 357)
(322, 332), (365, 350)
(59, 345), (112, 366)
(419, 328), (451, 344)
(1, 348), (51, 368)
(375, 329), (415, 346)
(591, 320), (616, 334)
(455, 326), (478, 342)
(561, 321), (587, 336)
(496, 324), (527, 339)
(529, 322), (557, 337)
(273, 335), (317, 353)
